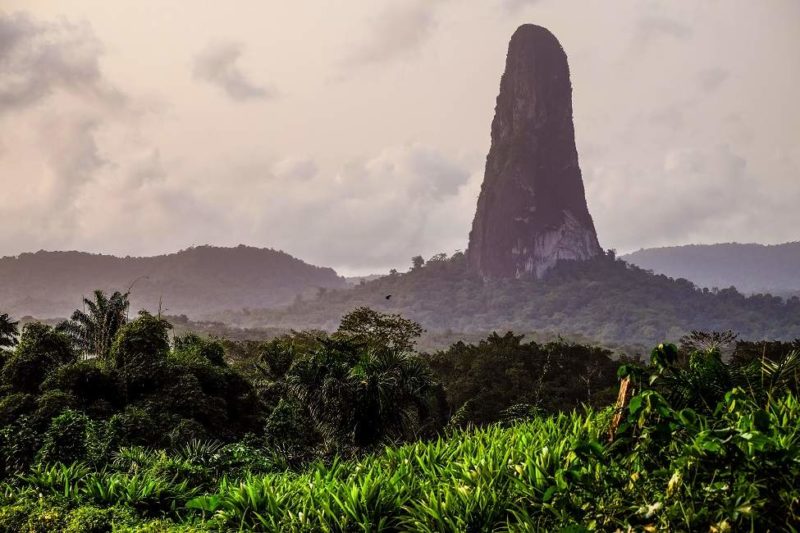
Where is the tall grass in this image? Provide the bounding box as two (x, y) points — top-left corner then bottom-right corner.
(2, 392), (798, 531)
(178, 393), (798, 531)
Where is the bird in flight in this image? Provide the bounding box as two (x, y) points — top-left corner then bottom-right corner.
(385, 294), (392, 300)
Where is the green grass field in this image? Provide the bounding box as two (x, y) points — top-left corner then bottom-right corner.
(2, 388), (798, 532)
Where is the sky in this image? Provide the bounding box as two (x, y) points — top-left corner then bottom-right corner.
(1, 1), (798, 276)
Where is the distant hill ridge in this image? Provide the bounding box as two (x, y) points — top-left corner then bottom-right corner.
(212, 252), (800, 348)
(622, 242), (800, 297)
(0, 245), (346, 318)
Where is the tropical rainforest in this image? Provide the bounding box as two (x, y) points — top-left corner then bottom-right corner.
(0, 293), (798, 531)
(216, 251), (800, 349)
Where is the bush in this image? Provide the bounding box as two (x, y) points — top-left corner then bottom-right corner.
(0, 503), (29, 532)
(173, 334), (225, 367)
(0, 393), (35, 426)
(41, 361), (121, 415)
(110, 312), (171, 370)
(33, 390), (77, 425)
(264, 398), (318, 452)
(167, 419), (208, 446)
(0, 415), (40, 475)
(107, 407), (158, 448)
(1, 323), (75, 393)
(63, 505), (134, 533)
(35, 410), (92, 466)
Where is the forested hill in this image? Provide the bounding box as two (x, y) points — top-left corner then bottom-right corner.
(0, 245), (346, 318)
(213, 252), (800, 348)
(623, 242), (800, 297)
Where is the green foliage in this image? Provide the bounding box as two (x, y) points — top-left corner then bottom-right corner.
(627, 341), (800, 415)
(40, 361), (120, 417)
(285, 336), (441, 449)
(63, 505), (134, 533)
(57, 290), (130, 359)
(0, 333), (799, 530)
(0, 415), (40, 475)
(263, 398), (317, 452)
(17, 388), (779, 531)
(35, 410), (93, 466)
(110, 311), (171, 370)
(0, 305), (263, 475)
(0, 392), (35, 426)
(0, 313), (18, 354)
(33, 390), (78, 425)
(244, 252), (800, 347)
(430, 332), (621, 426)
(337, 306), (424, 352)
(173, 334), (225, 366)
(250, 309), (444, 454)
(2, 291), (799, 530)
(1, 323), (75, 393)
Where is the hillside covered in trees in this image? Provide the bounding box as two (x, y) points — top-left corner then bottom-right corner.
(0, 245), (345, 319)
(214, 251), (800, 348)
(623, 242), (800, 297)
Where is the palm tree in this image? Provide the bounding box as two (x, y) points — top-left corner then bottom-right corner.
(0, 313), (19, 352)
(287, 337), (439, 448)
(348, 347), (440, 446)
(58, 290), (130, 359)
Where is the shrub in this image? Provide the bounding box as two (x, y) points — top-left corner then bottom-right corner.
(33, 390), (77, 425)
(35, 410), (92, 466)
(173, 334), (225, 367)
(1, 323), (75, 393)
(0, 393), (35, 426)
(167, 419), (208, 446)
(41, 361), (121, 415)
(0, 416), (40, 475)
(63, 505), (135, 533)
(110, 312), (171, 370)
(106, 407), (158, 448)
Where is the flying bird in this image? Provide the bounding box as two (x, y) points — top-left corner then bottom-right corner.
(385, 295), (392, 300)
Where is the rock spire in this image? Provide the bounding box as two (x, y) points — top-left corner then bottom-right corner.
(468, 24), (602, 279)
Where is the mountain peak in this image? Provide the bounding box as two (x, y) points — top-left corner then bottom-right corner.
(467, 24), (601, 279)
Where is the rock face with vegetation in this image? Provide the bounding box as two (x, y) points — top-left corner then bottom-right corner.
(468, 24), (602, 279)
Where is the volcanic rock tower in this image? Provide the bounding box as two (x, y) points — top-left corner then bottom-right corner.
(468, 24), (602, 279)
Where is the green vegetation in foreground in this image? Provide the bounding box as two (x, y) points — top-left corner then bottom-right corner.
(1, 391), (798, 531)
(0, 291), (799, 531)
(1, 352), (799, 531)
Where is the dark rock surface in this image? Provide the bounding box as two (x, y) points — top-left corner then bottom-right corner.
(468, 24), (602, 279)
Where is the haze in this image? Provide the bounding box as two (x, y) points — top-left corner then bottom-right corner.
(1, 1), (798, 275)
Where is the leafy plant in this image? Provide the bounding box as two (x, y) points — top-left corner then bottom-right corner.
(0, 313), (18, 354)
(57, 290), (130, 359)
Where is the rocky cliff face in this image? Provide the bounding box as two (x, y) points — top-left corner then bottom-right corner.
(468, 24), (602, 279)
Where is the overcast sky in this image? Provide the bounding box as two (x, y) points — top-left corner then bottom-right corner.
(1, 1), (798, 275)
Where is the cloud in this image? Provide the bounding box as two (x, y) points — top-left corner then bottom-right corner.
(633, 15), (693, 48)
(0, 12), (160, 253)
(583, 144), (799, 252)
(345, 2), (438, 67)
(500, 0), (542, 13)
(272, 157), (318, 181)
(205, 144), (478, 271)
(192, 42), (273, 101)
(697, 68), (729, 92)
(0, 12), (130, 242)
(0, 12), (122, 113)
